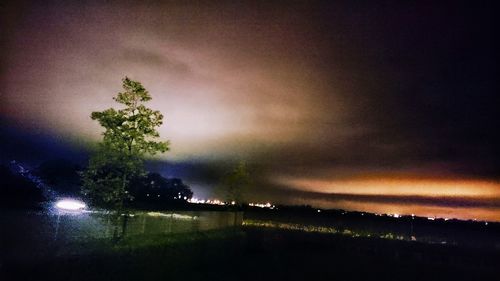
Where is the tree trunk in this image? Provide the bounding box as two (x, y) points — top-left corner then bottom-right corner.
(121, 214), (129, 238)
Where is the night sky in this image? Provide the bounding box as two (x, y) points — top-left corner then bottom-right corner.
(1, 1), (499, 220)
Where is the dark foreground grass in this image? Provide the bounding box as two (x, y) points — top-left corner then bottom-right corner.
(2, 227), (499, 281)
(1, 229), (246, 281)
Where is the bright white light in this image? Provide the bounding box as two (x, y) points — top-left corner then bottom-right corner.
(55, 199), (86, 211)
(188, 197), (226, 205)
(248, 202), (275, 209)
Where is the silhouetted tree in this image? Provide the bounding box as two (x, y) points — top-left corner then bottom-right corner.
(217, 161), (250, 205)
(0, 165), (45, 209)
(129, 172), (193, 206)
(36, 158), (81, 196)
(81, 77), (169, 210)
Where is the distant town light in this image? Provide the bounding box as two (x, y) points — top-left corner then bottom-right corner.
(55, 199), (86, 211)
(188, 197), (226, 205)
(248, 202), (275, 209)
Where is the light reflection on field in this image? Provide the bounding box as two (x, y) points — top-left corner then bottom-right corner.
(243, 220), (406, 241)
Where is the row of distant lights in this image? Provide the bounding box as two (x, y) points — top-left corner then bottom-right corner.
(249, 202), (275, 209)
(52, 199), (489, 226)
(53, 197), (276, 211)
(187, 198), (229, 205)
(386, 213), (436, 220)
(385, 213), (488, 225)
(187, 198), (276, 209)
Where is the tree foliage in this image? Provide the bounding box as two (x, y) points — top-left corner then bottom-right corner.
(81, 77), (169, 209)
(217, 161), (250, 205)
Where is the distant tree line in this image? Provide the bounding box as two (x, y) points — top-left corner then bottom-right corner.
(0, 157), (193, 210)
(33, 158), (192, 208)
(0, 165), (45, 209)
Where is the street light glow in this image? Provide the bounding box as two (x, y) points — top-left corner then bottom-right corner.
(55, 199), (86, 211)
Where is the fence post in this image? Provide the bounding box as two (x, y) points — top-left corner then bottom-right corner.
(53, 213), (61, 241)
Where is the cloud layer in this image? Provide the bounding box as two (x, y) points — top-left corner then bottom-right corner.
(2, 1), (498, 220)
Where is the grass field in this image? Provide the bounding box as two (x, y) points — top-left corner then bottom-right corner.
(2, 224), (499, 281)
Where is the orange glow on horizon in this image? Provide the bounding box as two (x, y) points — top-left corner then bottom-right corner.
(276, 176), (500, 198)
(276, 176), (500, 221)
